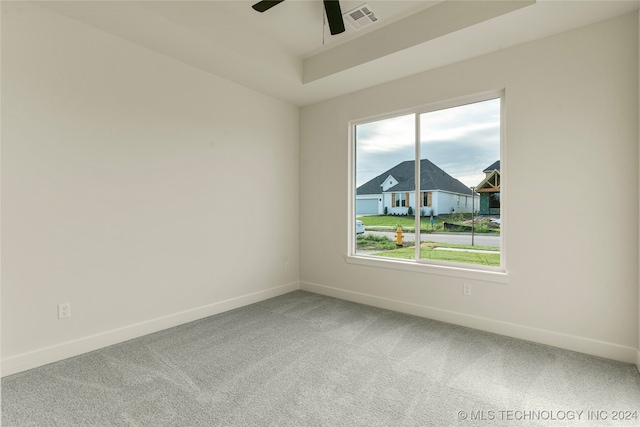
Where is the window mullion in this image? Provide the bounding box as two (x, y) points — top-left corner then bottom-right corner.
(414, 113), (421, 261)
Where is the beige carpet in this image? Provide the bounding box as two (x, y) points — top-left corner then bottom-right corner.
(3, 291), (640, 426)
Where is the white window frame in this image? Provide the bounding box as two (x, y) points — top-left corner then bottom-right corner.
(347, 91), (507, 282)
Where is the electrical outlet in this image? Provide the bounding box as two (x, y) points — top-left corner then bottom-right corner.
(58, 303), (71, 319)
(463, 284), (472, 296)
(284, 261), (290, 271)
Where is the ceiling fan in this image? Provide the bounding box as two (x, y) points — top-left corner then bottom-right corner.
(252, 0), (346, 35)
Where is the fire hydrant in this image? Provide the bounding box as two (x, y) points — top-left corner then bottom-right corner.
(395, 226), (404, 247)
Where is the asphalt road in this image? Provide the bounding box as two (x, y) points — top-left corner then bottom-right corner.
(366, 230), (500, 248)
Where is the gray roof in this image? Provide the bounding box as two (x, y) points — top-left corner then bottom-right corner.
(357, 159), (473, 196)
(483, 160), (500, 173)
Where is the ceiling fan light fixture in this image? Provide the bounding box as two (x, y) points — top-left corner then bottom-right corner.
(251, 0), (346, 36)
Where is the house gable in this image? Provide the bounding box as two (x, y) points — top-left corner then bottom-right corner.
(477, 170), (501, 193)
(477, 160), (501, 194)
(477, 160), (501, 215)
(483, 160), (500, 175)
(381, 175), (399, 192)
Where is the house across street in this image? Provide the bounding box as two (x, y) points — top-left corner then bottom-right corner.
(356, 158), (478, 216)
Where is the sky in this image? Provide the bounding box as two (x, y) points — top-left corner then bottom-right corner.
(355, 98), (501, 188)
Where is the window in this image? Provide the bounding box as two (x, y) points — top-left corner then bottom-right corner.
(489, 193), (500, 209)
(393, 192), (407, 207)
(422, 192), (432, 208)
(352, 93), (503, 273)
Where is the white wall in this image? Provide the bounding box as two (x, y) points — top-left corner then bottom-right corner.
(435, 191), (475, 216)
(301, 12), (639, 363)
(1, 3), (299, 375)
(382, 191), (474, 216)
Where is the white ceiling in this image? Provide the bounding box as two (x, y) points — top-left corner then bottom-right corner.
(35, 0), (639, 106)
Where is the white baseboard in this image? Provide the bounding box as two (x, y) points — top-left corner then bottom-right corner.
(301, 281), (638, 365)
(1, 282), (300, 377)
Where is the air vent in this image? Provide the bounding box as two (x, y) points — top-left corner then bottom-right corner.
(343, 4), (378, 31)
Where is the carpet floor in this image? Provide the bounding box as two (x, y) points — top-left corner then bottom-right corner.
(2, 290), (640, 426)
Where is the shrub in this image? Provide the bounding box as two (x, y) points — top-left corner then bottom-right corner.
(356, 234), (397, 251)
(451, 211), (466, 223)
(357, 234), (393, 243)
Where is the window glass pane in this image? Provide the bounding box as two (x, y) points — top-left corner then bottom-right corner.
(419, 98), (501, 267)
(352, 95), (502, 269)
(355, 114), (415, 259)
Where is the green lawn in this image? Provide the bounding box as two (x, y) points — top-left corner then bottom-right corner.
(357, 214), (499, 234)
(356, 234), (398, 251)
(370, 241), (500, 266)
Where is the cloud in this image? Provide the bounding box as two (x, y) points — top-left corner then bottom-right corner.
(356, 114), (415, 186)
(356, 98), (500, 188)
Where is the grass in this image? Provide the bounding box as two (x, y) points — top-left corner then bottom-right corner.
(424, 242), (498, 251)
(356, 234), (398, 251)
(371, 241), (500, 266)
(357, 214), (499, 234)
(356, 215), (430, 230)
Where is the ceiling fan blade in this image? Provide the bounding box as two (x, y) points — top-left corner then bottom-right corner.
(252, 0), (285, 13)
(323, 0), (345, 35)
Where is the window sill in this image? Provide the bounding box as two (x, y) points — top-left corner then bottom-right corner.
(344, 254), (509, 284)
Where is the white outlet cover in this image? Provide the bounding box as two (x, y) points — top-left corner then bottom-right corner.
(58, 303), (71, 319)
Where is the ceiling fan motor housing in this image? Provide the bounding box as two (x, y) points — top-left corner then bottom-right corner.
(252, 0), (346, 35)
